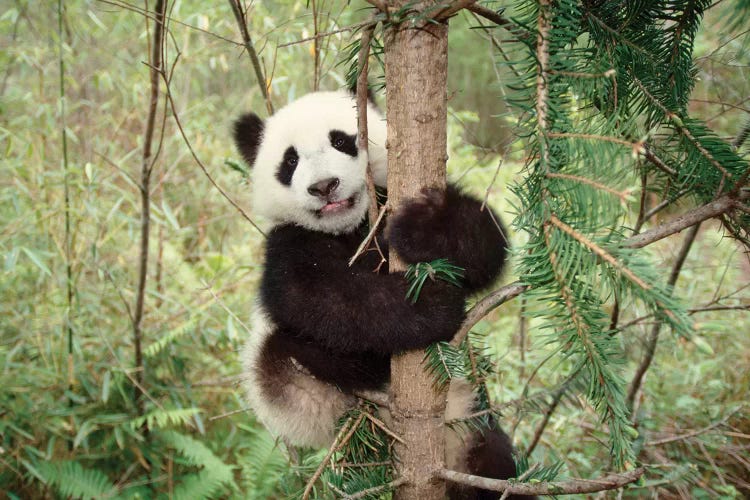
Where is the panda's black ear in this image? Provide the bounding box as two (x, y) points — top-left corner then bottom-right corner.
(233, 113), (264, 167)
(347, 83), (377, 108)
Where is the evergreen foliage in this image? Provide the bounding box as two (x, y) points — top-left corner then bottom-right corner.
(501, 0), (749, 468)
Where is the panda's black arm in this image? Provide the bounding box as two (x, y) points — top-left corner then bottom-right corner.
(387, 185), (509, 292)
(260, 225), (466, 356)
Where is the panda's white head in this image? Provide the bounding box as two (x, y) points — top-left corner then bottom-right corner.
(233, 91), (387, 235)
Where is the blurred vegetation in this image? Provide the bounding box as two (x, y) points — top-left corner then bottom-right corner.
(0, 0), (748, 498)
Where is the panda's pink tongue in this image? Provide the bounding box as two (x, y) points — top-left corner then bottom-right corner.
(321, 199), (350, 214)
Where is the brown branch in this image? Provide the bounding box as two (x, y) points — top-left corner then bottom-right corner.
(363, 412), (405, 444)
(228, 0), (273, 115)
(356, 22), (379, 228)
(466, 3), (530, 42)
(98, 0), (244, 48)
(433, 0), (477, 21)
(302, 414), (364, 500)
(162, 80), (266, 237)
(348, 203), (388, 267)
(642, 144), (678, 176)
(646, 408), (742, 446)
(450, 282), (528, 347)
(626, 222), (701, 409)
(311, 0), (321, 91)
(632, 75), (731, 180)
(466, 3), (512, 27)
(733, 114), (750, 149)
(621, 192), (746, 249)
(549, 214), (652, 290)
(435, 467), (646, 496)
(547, 172), (630, 202)
(343, 477), (408, 500)
(548, 132), (642, 150)
(536, 0), (552, 171)
(277, 19), (379, 48)
(525, 384), (566, 457)
(133, 0), (167, 417)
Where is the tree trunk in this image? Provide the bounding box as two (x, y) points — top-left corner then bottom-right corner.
(384, 3), (449, 498)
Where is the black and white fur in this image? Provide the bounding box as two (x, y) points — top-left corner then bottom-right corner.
(234, 90), (526, 499)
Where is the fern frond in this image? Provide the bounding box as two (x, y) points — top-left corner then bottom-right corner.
(129, 407), (201, 431)
(159, 430), (235, 498)
(36, 461), (117, 500)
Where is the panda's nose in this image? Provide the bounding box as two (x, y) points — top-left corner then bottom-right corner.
(307, 177), (340, 198)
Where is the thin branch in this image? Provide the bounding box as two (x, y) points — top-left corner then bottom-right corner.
(646, 407), (742, 446)
(302, 414), (364, 500)
(434, 0), (477, 21)
(57, 0), (76, 445)
(535, 0), (552, 171)
(642, 144), (678, 177)
(732, 114), (750, 149)
(632, 75), (731, 180)
(363, 412), (405, 444)
(547, 172), (630, 202)
(162, 78), (266, 237)
(435, 467), (646, 495)
(98, 0), (244, 47)
(450, 282), (528, 347)
(637, 188), (691, 232)
(228, 0), (273, 115)
(343, 477), (408, 500)
(466, 3), (529, 41)
(626, 222), (701, 409)
(525, 385), (566, 457)
(356, 21), (379, 228)
(277, 18), (380, 48)
(133, 0), (167, 417)
(548, 132), (642, 150)
(310, 0), (321, 91)
(466, 3), (512, 27)
(348, 203), (388, 267)
(208, 407), (251, 421)
(549, 214), (652, 290)
(621, 192), (745, 249)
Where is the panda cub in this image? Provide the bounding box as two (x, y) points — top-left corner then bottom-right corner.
(234, 90), (525, 499)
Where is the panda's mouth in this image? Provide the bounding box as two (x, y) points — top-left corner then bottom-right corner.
(316, 195), (357, 216)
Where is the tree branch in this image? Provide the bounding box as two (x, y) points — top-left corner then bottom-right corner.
(434, 0), (476, 21)
(133, 0), (167, 418)
(621, 192), (746, 249)
(435, 467), (646, 495)
(450, 281), (528, 347)
(627, 222), (701, 408)
(356, 21), (379, 228)
(525, 384), (566, 457)
(228, 0), (273, 115)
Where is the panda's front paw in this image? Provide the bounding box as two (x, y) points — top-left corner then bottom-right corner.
(387, 187), (448, 264)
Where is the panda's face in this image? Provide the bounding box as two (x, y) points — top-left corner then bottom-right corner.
(233, 91), (387, 235)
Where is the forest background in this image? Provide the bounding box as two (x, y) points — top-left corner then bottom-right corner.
(1, 0), (749, 498)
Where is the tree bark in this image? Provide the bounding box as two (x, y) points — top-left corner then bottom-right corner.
(384, 3), (449, 498)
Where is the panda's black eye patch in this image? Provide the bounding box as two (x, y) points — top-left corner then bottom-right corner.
(276, 146), (299, 186)
(329, 130), (358, 157)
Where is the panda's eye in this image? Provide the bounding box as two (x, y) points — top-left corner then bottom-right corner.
(286, 156), (298, 167)
(329, 130), (358, 157)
